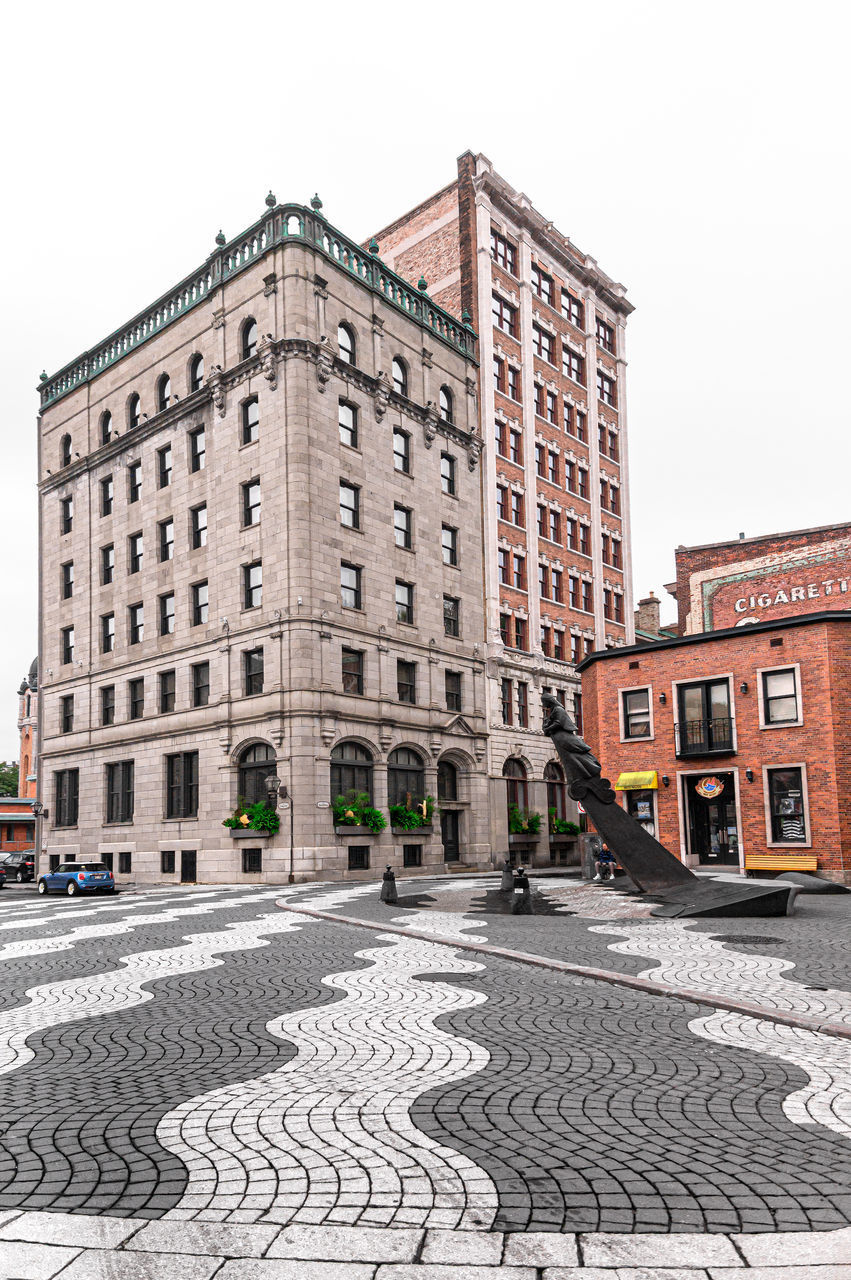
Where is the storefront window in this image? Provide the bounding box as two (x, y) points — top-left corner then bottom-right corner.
(767, 767), (806, 842)
(625, 789), (656, 838)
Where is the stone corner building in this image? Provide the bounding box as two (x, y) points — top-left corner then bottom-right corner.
(37, 197), (490, 885)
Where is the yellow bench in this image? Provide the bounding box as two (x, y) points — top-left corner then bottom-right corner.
(744, 853), (818, 872)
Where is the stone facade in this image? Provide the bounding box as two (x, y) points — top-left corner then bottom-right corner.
(37, 201), (490, 885)
(371, 153), (635, 863)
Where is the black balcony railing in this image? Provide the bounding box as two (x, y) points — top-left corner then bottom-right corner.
(675, 717), (735, 757)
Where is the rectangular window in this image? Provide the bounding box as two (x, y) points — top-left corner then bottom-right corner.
(445, 670), (462, 712)
(499, 613), (510, 645)
(101, 543), (114, 584)
(106, 761), (134, 824)
(532, 324), (555, 363)
(101, 612), (115, 654)
(512, 553), (526, 590)
(611, 539), (622, 569)
(54, 769), (79, 828)
(128, 460), (142, 503)
(61, 626), (74, 665)
(242, 396), (260, 444)
(565, 461), (576, 493)
(157, 444), (172, 488)
(604, 587), (612, 619)
(531, 264), (553, 305)
(767, 766), (807, 843)
(549, 510), (560, 542)
(341, 562), (362, 609)
(536, 505), (546, 538)
(501, 677), (513, 724)
(128, 531), (143, 574)
(609, 430), (619, 461)
(161, 850), (175, 874)
(514, 616), (527, 650)
(492, 293), (518, 337)
(676, 679), (733, 755)
(539, 563), (549, 599)
(192, 581), (208, 626)
(499, 548), (510, 584)
(189, 426), (206, 472)
(493, 355), (506, 392)
(534, 384), (545, 418)
(243, 561), (262, 609)
(242, 847), (262, 874)
(192, 661), (210, 707)
(244, 648), (264, 696)
(517, 682), (529, 727)
(128, 677), (144, 720)
(490, 229), (517, 274)
(118, 851), (132, 875)
(610, 485), (620, 515)
(397, 659), (416, 704)
(578, 467), (589, 499)
(561, 290), (584, 328)
(602, 533), (610, 564)
(597, 371), (616, 407)
(580, 523), (590, 556)
(60, 496), (73, 534)
(159, 593), (175, 636)
(338, 400), (358, 448)
(159, 669), (176, 713)
(553, 629), (564, 661)
(596, 318), (615, 353)
(541, 623), (552, 656)
(128, 602), (144, 645)
(574, 691), (583, 733)
(442, 525), (458, 567)
(582, 581), (593, 612)
(546, 391), (558, 425)
(342, 648), (364, 695)
(339, 480), (359, 529)
(61, 561), (74, 599)
(510, 492), (524, 527)
(395, 580), (414, 624)
(507, 365), (520, 400)
(551, 568), (563, 603)
(101, 685), (115, 726)
(562, 347), (585, 384)
(535, 443), (546, 477)
(762, 668), (799, 724)
(440, 452), (456, 496)
(509, 428), (522, 464)
(614, 593), (624, 623)
(100, 476), (113, 517)
(60, 694), (74, 734)
(348, 846), (370, 871)
(571, 632), (580, 664)
(576, 411), (587, 443)
(159, 518), (174, 562)
(566, 518), (578, 551)
(393, 428), (411, 473)
(622, 688), (651, 738)
(443, 595), (460, 637)
(190, 504), (207, 550)
(403, 844), (422, 868)
(394, 504), (412, 549)
(599, 423), (608, 455)
(166, 751), (199, 819)
(495, 419), (507, 457)
(243, 480), (261, 527)
(569, 576), (579, 609)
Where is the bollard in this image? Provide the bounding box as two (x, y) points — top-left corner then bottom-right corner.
(499, 856), (515, 892)
(379, 865), (398, 904)
(511, 866), (532, 914)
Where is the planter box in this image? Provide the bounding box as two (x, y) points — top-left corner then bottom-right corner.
(228, 828), (271, 840)
(391, 826), (432, 836)
(549, 834), (578, 844)
(334, 825), (375, 837)
(509, 832), (540, 845)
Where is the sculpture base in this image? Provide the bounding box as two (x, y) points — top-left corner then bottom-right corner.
(648, 878), (797, 918)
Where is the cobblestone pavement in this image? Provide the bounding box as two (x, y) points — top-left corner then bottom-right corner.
(0, 879), (848, 1276)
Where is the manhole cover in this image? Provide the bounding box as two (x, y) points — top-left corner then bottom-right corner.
(713, 935), (783, 946)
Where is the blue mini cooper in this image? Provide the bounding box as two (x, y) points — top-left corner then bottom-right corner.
(38, 862), (115, 896)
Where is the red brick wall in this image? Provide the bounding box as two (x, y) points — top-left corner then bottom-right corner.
(581, 618), (849, 880)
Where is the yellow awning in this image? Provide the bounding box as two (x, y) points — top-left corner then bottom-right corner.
(615, 771), (658, 791)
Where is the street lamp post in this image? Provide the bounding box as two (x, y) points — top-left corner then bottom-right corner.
(265, 774), (295, 883)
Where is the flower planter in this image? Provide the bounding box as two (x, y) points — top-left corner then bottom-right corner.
(334, 825), (375, 837)
(549, 834), (577, 844)
(509, 832), (540, 845)
(391, 826), (432, 836)
(228, 829), (271, 840)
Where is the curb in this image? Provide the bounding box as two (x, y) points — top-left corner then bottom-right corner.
(275, 901), (851, 1042)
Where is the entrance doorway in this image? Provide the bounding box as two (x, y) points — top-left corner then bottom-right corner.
(441, 810), (460, 860)
(181, 849), (197, 883)
(684, 773), (739, 865)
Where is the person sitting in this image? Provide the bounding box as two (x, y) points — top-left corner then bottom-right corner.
(593, 844), (616, 882)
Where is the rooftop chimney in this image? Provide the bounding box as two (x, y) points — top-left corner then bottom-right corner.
(635, 590), (661, 636)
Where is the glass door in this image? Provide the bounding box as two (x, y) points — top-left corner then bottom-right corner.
(685, 773), (739, 864)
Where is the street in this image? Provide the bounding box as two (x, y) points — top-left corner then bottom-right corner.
(0, 874), (847, 1277)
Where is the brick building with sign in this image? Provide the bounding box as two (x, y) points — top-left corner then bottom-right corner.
(578, 610), (851, 884)
(0, 659), (39, 859)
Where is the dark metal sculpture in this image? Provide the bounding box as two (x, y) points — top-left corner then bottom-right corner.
(541, 693), (796, 918)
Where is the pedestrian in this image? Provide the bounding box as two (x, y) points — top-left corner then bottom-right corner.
(593, 844), (616, 882)
(380, 865), (398, 904)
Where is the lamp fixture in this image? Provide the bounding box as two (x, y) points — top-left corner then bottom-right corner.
(745, 768), (754, 783)
(658, 691), (667, 704)
(661, 775), (670, 787)
(739, 681), (749, 694)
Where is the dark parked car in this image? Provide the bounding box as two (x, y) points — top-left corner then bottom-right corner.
(38, 863), (115, 896)
(1, 852), (35, 883)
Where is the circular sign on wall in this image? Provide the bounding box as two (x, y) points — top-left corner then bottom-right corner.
(696, 776), (725, 799)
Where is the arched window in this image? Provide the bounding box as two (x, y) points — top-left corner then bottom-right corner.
(189, 353), (204, 393)
(544, 760), (567, 821)
(241, 318), (258, 360)
(100, 412), (112, 446)
(330, 741), (373, 801)
(237, 742), (276, 806)
(60, 435), (72, 467)
(439, 385), (453, 423)
(157, 374), (172, 412)
(503, 758), (528, 812)
(391, 357), (408, 397)
(338, 323), (355, 365)
(387, 747), (425, 807)
(127, 393), (141, 429)
(437, 758), (458, 802)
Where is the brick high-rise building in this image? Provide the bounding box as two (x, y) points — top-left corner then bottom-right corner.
(373, 153), (635, 857)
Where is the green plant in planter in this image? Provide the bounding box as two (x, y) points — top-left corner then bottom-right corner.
(549, 807), (580, 836)
(222, 801), (280, 834)
(508, 804), (541, 835)
(389, 794), (435, 829)
(332, 791), (387, 833)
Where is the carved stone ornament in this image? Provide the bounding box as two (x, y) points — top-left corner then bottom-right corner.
(315, 336), (334, 393)
(257, 336), (278, 389)
(206, 368), (226, 418)
(422, 347), (434, 369)
(467, 436), (483, 471)
(466, 375), (477, 398)
(211, 308), (226, 331)
(319, 718), (336, 747)
(423, 401), (440, 449)
(374, 370), (390, 420)
(263, 272), (277, 296)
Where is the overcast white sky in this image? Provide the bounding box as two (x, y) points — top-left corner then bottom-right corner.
(1, 0), (848, 761)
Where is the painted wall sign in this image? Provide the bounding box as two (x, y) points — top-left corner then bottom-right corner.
(695, 776), (725, 799)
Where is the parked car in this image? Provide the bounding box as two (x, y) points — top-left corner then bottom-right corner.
(0, 866), (5, 889)
(1, 852), (35, 883)
(37, 863), (115, 896)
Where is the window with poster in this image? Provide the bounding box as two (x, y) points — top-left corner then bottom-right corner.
(624, 789), (656, 838)
(767, 766), (807, 844)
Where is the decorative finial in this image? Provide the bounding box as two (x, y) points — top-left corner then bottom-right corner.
(39, 370), (48, 382)
(215, 229), (226, 247)
(417, 276), (428, 293)
(368, 237), (380, 255)
(461, 309), (473, 327)
(310, 193), (323, 212)
(265, 190), (276, 209)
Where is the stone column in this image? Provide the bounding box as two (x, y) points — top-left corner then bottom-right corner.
(582, 290), (606, 645)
